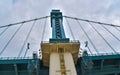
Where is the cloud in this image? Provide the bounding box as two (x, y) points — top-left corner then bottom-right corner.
(0, 0), (120, 57)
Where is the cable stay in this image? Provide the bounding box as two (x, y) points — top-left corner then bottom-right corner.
(0, 16), (49, 29)
(88, 22), (117, 53)
(0, 15), (119, 56)
(0, 23), (24, 56)
(64, 16), (120, 28)
(75, 20), (99, 54)
(0, 27), (9, 37)
(18, 21), (36, 57)
(100, 24), (120, 42)
(65, 18), (75, 40)
(41, 18), (47, 41)
(114, 27), (120, 33)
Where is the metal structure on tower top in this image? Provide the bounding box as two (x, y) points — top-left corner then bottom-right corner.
(50, 10), (69, 43)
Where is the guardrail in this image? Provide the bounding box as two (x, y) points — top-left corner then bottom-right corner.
(0, 57), (37, 60)
(87, 52), (120, 56)
(41, 40), (80, 43)
(93, 65), (120, 70)
(81, 51), (120, 57)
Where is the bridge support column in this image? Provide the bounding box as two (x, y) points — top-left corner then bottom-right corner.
(101, 60), (104, 70)
(49, 53), (60, 75)
(14, 64), (18, 75)
(49, 53), (77, 75)
(64, 53), (77, 75)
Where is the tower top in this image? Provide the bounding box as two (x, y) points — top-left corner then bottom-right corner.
(49, 10), (69, 43)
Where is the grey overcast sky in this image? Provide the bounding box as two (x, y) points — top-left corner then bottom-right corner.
(0, 0), (120, 57)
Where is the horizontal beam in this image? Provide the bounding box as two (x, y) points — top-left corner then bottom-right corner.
(0, 59), (35, 64)
(83, 54), (120, 60)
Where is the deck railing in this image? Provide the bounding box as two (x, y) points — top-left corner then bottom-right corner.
(0, 57), (36, 60)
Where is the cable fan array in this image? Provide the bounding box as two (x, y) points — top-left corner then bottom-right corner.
(0, 15), (120, 57)
(64, 16), (120, 55)
(0, 16), (49, 57)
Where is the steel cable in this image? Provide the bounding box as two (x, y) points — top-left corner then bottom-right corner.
(41, 18), (47, 41)
(0, 16), (49, 29)
(0, 27), (9, 36)
(65, 18), (75, 40)
(64, 16), (120, 28)
(76, 20), (99, 54)
(88, 22), (117, 53)
(0, 23), (24, 56)
(114, 27), (120, 32)
(100, 24), (120, 42)
(18, 21), (36, 57)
